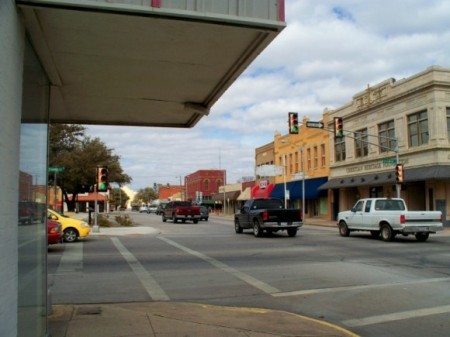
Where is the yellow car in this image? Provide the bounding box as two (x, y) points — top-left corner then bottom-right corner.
(48, 209), (90, 243)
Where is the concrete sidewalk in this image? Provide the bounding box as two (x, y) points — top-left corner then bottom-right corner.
(49, 301), (359, 337)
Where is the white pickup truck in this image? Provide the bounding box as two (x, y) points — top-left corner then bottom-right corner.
(337, 198), (443, 242)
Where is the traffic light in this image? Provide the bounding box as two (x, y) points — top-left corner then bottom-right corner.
(288, 112), (299, 134)
(334, 117), (343, 138)
(395, 164), (404, 184)
(97, 166), (108, 192)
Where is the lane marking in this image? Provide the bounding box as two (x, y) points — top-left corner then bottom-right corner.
(343, 305), (450, 327)
(111, 237), (169, 301)
(159, 237), (280, 294)
(273, 277), (450, 297)
(57, 241), (83, 274)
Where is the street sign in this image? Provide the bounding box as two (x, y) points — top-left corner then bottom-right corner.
(48, 167), (65, 173)
(382, 158), (396, 164)
(306, 121), (324, 129)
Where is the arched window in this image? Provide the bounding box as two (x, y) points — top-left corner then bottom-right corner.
(204, 179), (210, 191)
(216, 179), (222, 191)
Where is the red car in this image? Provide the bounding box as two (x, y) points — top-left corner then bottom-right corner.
(47, 220), (63, 245)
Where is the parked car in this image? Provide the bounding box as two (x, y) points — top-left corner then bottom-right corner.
(131, 205), (139, 212)
(47, 219), (63, 245)
(139, 205), (148, 213)
(47, 209), (91, 243)
(200, 206), (209, 221)
(147, 205), (158, 214)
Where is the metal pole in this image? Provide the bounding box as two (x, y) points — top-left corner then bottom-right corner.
(395, 143), (400, 198)
(283, 154), (287, 208)
(53, 171), (57, 209)
(302, 146), (306, 223)
(93, 184), (99, 233)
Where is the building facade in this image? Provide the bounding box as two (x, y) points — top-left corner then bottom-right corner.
(321, 66), (450, 225)
(185, 169), (226, 205)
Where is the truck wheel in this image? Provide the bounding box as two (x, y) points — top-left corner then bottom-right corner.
(253, 220), (263, 237)
(162, 214), (166, 222)
(235, 220), (243, 234)
(193, 220), (198, 224)
(380, 224), (395, 241)
(287, 228), (297, 237)
(338, 221), (350, 237)
(415, 232), (429, 242)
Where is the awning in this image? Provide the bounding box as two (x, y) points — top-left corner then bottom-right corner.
(319, 165), (450, 190)
(251, 184), (274, 199)
(237, 187), (251, 201)
(212, 191), (241, 201)
(270, 177), (328, 200)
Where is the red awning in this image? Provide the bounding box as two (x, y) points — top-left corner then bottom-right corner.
(251, 183), (274, 199)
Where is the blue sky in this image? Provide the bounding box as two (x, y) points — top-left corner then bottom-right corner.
(87, 0), (450, 191)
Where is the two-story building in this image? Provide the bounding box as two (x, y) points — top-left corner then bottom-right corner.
(321, 66), (450, 225)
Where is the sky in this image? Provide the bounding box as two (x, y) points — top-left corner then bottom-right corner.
(86, 0), (450, 191)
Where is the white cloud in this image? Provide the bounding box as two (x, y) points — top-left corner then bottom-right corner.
(86, 0), (450, 191)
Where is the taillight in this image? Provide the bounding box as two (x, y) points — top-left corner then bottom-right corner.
(262, 211), (268, 221)
(400, 214), (405, 224)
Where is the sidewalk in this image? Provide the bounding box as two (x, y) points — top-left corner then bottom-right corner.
(49, 301), (359, 337)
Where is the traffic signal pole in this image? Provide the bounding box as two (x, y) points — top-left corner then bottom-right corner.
(93, 183), (100, 233)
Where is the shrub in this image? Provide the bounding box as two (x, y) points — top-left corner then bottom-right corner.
(115, 214), (133, 227)
(97, 214), (113, 227)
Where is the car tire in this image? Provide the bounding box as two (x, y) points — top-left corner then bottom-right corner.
(193, 220), (198, 224)
(63, 228), (79, 243)
(162, 214), (166, 222)
(235, 219), (243, 234)
(287, 228), (297, 237)
(253, 220), (263, 237)
(370, 230), (380, 238)
(380, 224), (395, 241)
(415, 232), (429, 242)
(338, 221), (350, 237)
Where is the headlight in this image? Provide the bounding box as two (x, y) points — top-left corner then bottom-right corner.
(81, 222), (90, 228)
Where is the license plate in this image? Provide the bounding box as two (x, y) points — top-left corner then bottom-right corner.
(187, 215), (191, 218)
(417, 226), (429, 232)
(280, 222), (288, 226)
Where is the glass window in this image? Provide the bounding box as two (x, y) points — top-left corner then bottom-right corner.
(321, 144), (326, 167)
(18, 39), (50, 337)
(294, 151), (298, 172)
(204, 179), (209, 191)
(313, 146), (318, 168)
(335, 138), (346, 162)
(364, 200), (372, 212)
(378, 120), (396, 153)
(408, 111), (429, 147)
(307, 148), (311, 170)
(355, 128), (368, 158)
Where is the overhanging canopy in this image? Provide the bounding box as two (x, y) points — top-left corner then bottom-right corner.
(17, 0), (285, 127)
(237, 187), (251, 201)
(270, 177), (328, 199)
(319, 165), (450, 190)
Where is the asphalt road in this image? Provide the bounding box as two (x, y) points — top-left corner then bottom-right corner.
(47, 212), (450, 337)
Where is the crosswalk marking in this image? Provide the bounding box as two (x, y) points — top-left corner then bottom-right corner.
(343, 305), (450, 327)
(159, 237), (280, 294)
(111, 237), (170, 301)
(57, 241), (83, 274)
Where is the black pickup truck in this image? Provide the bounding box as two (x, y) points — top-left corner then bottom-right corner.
(234, 198), (303, 237)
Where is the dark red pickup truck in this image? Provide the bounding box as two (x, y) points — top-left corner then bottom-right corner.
(161, 201), (201, 224)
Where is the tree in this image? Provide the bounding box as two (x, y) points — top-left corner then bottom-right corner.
(49, 124), (132, 211)
(110, 188), (130, 210)
(134, 187), (159, 205)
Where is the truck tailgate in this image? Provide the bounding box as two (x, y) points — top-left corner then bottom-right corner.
(404, 211), (442, 224)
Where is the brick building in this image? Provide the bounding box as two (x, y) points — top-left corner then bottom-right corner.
(185, 169), (226, 205)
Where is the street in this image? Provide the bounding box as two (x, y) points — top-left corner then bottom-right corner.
(48, 212), (450, 337)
